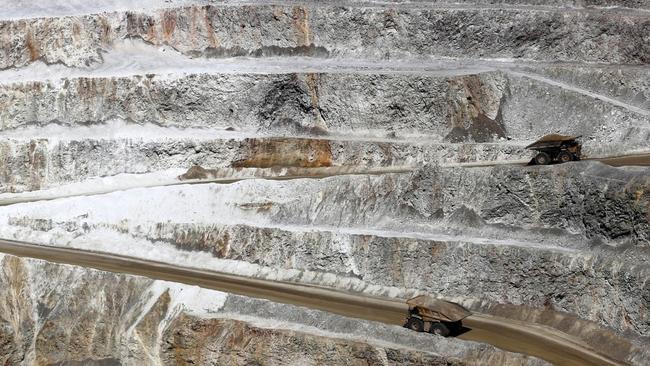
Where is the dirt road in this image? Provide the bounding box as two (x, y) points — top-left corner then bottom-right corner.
(0, 238), (622, 366)
(1, 153), (649, 207)
(443, 152), (650, 168)
(595, 153), (650, 167)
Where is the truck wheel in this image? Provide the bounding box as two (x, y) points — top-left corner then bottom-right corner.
(557, 151), (572, 163)
(405, 317), (424, 332)
(534, 152), (551, 165)
(429, 322), (450, 337)
(446, 321), (462, 336)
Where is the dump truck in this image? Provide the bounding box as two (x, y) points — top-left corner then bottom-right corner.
(526, 134), (582, 165)
(403, 295), (472, 337)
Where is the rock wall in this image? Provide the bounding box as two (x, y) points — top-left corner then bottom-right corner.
(0, 254), (546, 365)
(2, 5), (649, 69)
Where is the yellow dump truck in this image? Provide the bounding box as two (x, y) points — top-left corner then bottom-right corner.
(404, 295), (472, 337)
(526, 134), (582, 165)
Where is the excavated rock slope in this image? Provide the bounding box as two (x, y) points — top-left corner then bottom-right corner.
(0, 0), (648, 365)
(0, 254), (545, 365)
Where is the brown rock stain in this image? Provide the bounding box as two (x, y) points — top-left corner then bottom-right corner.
(98, 17), (113, 44)
(162, 316), (450, 365)
(179, 165), (210, 180)
(134, 290), (171, 353)
(165, 315), (224, 365)
(232, 138), (332, 168)
(171, 227), (230, 258)
(162, 10), (177, 41)
(203, 13), (220, 48)
(304, 73), (325, 126)
(0, 256), (34, 365)
(25, 31), (40, 61)
(72, 22), (81, 40)
(292, 6), (311, 46)
(430, 243), (446, 258)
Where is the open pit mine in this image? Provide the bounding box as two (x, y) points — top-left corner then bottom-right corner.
(0, 0), (649, 365)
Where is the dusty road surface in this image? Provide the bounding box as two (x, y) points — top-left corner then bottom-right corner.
(459, 316), (621, 366)
(0, 238), (623, 366)
(595, 153), (650, 167)
(445, 153), (650, 168)
(1, 153), (648, 207)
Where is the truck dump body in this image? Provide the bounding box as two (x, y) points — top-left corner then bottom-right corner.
(526, 134), (582, 165)
(406, 295), (472, 322)
(526, 134), (580, 150)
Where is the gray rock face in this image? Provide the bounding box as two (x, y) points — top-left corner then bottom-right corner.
(407, 163), (650, 246)
(1, 70), (647, 144)
(2, 163), (648, 338)
(2, 5), (649, 69)
(0, 72), (505, 134)
(0, 254), (545, 365)
(0, 68), (646, 193)
(524, 65), (650, 110)
(0, 136), (529, 193)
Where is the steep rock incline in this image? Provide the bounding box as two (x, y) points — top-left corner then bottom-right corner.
(1, 67), (647, 143)
(0, 254), (545, 366)
(0, 136), (527, 193)
(1, 162), (647, 248)
(6, 214), (649, 342)
(0, 67), (646, 193)
(0, 71), (507, 134)
(520, 65), (650, 110)
(2, 5), (649, 69)
(0, 163), (647, 341)
(162, 315), (460, 366)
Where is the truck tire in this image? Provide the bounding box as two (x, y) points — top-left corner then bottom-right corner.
(446, 321), (462, 336)
(429, 322), (450, 337)
(534, 152), (551, 165)
(405, 317), (424, 332)
(557, 151), (572, 163)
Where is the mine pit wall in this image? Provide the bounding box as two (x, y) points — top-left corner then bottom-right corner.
(0, 254), (545, 366)
(161, 315), (461, 366)
(4, 160), (647, 248)
(62, 221), (650, 340)
(4, 164), (649, 337)
(0, 72), (506, 135)
(1, 5), (649, 69)
(406, 163), (650, 247)
(0, 69), (647, 193)
(6, 216), (648, 364)
(1, 72), (647, 145)
(0, 137), (530, 193)
(520, 65), (650, 110)
(240, 164), (649, 247)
